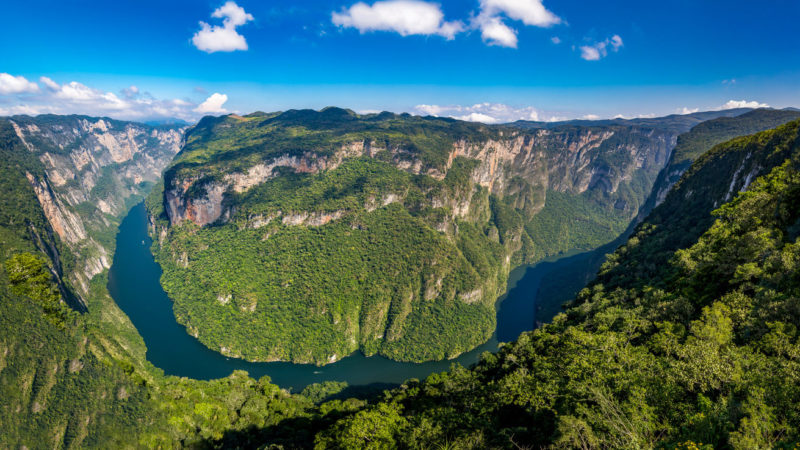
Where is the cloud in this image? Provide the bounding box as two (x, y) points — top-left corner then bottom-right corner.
(415, 102), (549, 123)
(456, 112), (501, 123)
(479, 0), (560, 27)
(0, 104), (47, 116)
(580, 34), (623, 61)
(579, 45), (601, 61)
(415, 104), (447, 116)
(331, 0), (559, 47)
(677, 107), (700, 115)
(416, 104), (661, 122)
(39, 76), (60, 91)
(194, 93), (229, 114)
(0, 75), (225, 121)
(192, 1), (254, 53)
(550, 36), (561, 44)
(473, 0), (559, 48)
(719, 99), (769, 110)
(0, 73), (39, 94)
(47, 81), (129, 111)
(121, 85), (141, 100)
(613, 113), (655, 119)
(332, 1), (464, 39)
(478, 16), (518, 48)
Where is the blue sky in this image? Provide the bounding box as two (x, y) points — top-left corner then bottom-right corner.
(1, 0), (798, 122)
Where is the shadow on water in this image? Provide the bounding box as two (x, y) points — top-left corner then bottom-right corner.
(108, 203), (626, 392)
(531, 226), (636, 327)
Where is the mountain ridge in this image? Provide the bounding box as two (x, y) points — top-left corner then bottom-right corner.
(147, 107), (731, 364)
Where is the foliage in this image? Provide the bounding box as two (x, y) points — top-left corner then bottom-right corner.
(169, 108), (500, 184)
(302, 119), (800, 449)
(524, 190), (630, 259)
(0, 118), (320, 448)
(9, 113), (800, 448)
(4, 253), (73, 327)
(153, 111), (676, 364)
(154, 158), (502, 364)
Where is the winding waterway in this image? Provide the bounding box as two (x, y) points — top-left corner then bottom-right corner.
(108, 203), (604, 392)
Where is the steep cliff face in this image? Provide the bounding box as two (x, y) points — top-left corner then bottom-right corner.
(163, 121), (674, 237)
(637, 108), (800, 221)
(598, 118), (800, 293)
(146, 109), (689, 364)
(7, 115), (184, 299)
(313, 119), (800, 450)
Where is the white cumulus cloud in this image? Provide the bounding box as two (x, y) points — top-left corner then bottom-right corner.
(479, 0), (560, 27)
(456, 112), (502, 123)
(719, 99), (769, 110)
(474, 0), (559, 48)
(45, 80), (129, 110)
(478, 16), (518, 48)
(194, 93), (230, 114)
(0, 73), (39, 94)
(331, 0), (559, 48)
(332, 0), (464, 39)
(580, 34), (623, 61)
(192, 1), (254, 53)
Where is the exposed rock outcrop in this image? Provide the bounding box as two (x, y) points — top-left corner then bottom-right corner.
(164, 125), (675, 232)
(8, 115), (185, 299)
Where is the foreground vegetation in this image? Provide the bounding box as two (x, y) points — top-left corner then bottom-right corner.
(0, 118), (323, 447)
(302, 118), (800, 448)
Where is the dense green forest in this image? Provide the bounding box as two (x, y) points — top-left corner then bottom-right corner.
(150, 109), (677, 364)
(153, 155), (506, 364)
(6, 113), (800, 447)
(298, 118), (800, 448)
(169, 108), (501, 180)
(636, 108), (800, 223)
(0, 118), (339, 448)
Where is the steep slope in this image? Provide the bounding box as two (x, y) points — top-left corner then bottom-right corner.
(602, 114), (800, 291)
(6, 115), (184, 301)
(529, 109), (800, 325)
(307, 119), (800, 449)
(642, 108), (800, 214)
(0, 124), (159, 447)
(148, 108), (681, 364)
(5, 112), (800, 448)
(0, 117), (337, 448)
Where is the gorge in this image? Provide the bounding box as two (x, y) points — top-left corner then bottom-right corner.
(4, 108), (800, 447)
(146, 107), (733, 365)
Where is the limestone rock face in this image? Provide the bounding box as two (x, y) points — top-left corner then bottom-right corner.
(9, 115), (185, 299)
(163, 123), (676, 232)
